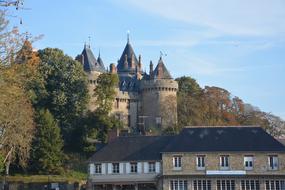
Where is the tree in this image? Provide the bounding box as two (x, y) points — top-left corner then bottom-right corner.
(0, 66), (35, 174)
(94, 73), (119, 115)
(30, 109), (64, 174)
(37, 48), (89, 146)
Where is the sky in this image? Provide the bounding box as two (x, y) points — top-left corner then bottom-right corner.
(5, 0), (285, 120)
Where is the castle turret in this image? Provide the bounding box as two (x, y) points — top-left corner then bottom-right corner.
(149, 61), (154, 79)
(110, 63), (117, 74)
(140, 57), (178, 132)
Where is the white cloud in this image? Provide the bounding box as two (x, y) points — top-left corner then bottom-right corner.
(124, 0), (285, 37)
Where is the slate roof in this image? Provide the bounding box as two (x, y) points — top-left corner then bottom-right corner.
(117, 41), (139, 73)
(119, 75), (140, 92)
(163, 127), (285, 152)
(89, 136), (173, 162)
(80, 45), (106, 73)
(153, 57), (172, 79)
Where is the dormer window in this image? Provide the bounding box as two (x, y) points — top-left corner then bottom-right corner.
(112, 163), (120, 173)
(95, 164), (102, 174)
(130, 162), (137, 173)
(268, 155), (278, 170)
(196, 155), (205, 170)
(173, 156), (182, 170)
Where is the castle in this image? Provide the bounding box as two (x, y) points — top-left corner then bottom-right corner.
(76, 37), (178, 133)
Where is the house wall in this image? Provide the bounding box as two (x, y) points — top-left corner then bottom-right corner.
(162, 152), (285, 176)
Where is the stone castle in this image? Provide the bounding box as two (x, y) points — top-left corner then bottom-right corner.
(76, 38), (178, 133)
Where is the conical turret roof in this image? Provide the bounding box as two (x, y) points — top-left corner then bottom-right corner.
(79, 45), (106, 73)
(117, 40), (139, 72)
(153, 57), (172, 79)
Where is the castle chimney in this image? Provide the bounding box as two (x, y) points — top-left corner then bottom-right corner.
(110, 63), (117, 74)
(149, 61), (154, 78)
(138, 55), (142, 70)
(157, 63), (163, 79)
(131, 54), (135, 69)
(124, 54), (128, 69)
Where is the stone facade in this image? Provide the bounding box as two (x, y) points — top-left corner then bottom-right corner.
(76, 40), (178, 133)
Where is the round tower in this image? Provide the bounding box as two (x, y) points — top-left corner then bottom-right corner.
(139, 57), (178, 131)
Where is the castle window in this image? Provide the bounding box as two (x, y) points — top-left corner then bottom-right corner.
(220, 155), (229, 170)
(244, 156), (253, 170)
(268, 155), (278, 170)
(173, 156), (182, 170)
(128, 115), (131, 128)
(196, 155), (205, 170)
(127, 99), (130, 109)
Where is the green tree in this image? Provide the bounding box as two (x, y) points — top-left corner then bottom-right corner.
(30, 109), (64, 174)
(94, 73), (119, 115)
(37, 48), (89, 146)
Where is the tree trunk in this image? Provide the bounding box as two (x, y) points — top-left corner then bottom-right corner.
(5, 159), (10, 175)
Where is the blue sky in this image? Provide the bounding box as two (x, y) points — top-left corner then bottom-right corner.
(7, 0), (285, 119)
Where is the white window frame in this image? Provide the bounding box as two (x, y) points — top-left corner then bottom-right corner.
(244, 156), (253, 170)
(130, 162), (138, 173)
(268, 155), (278, 170)
(170, 179), (187, 190)
(196, 155), (205, 170)
(95, 163), (102, 174)
(173, 156), (182, 170)
(148, 162), (156, 173)
(112, 163), (120, 174)
(220, 155), (230, 170)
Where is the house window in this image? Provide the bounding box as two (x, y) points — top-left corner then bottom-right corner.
(112, 163), (119, 173)
(244, 156), (253, 170)
(220, 155), (229, 169)
(148, 162), (156, 173)
(170, 180), (187, 190)
(217, 180), (235, 190)
(173, 156), (182, 170)
(193, 180), (211, 190)
(196, 155), (205, 170)
(95, 164), (102, 174)
(268, 155), (278, 170)
(265, 180), (285, 190)
(241, 180), (260, 190)
(130, 162), (137, 173)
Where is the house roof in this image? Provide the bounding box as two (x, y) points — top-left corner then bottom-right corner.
(163, 127), (285, 152)
(89, 136), (173, 162)
(153, 57), (172, 79)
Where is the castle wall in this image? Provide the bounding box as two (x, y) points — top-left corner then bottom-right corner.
(87, 71), (102, 111)
(111, 90), (138, 131)
(140, 79), (178, 131)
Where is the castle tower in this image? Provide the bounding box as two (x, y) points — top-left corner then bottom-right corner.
(139, 57), (178, 132)
(75, 44), (106, 111)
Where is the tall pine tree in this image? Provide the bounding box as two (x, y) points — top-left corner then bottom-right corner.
(30, 109), (64, 174)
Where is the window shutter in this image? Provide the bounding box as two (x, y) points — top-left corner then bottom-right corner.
(144, 162), (149, 174)
(155, 162), (160, 173)
(119, 163), (124, 174)
(172, 157), (175, 167)
(90, 164), (95, 175)
(137, 162), (142, 173)
(101, 163), (106, 174)
(107, 163), (112, 174)
(126, 162), (131, 174)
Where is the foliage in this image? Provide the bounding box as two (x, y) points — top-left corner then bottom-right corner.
(79, 111), (123, 156)
(176, 76), (285, 137)
(94, 73), (119, 115)
(0, 65), (35, 175)
(30, 109), (65, 174)
(37, 48), (89, 146)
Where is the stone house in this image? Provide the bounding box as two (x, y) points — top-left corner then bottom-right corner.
(87, 126), (285, 190)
